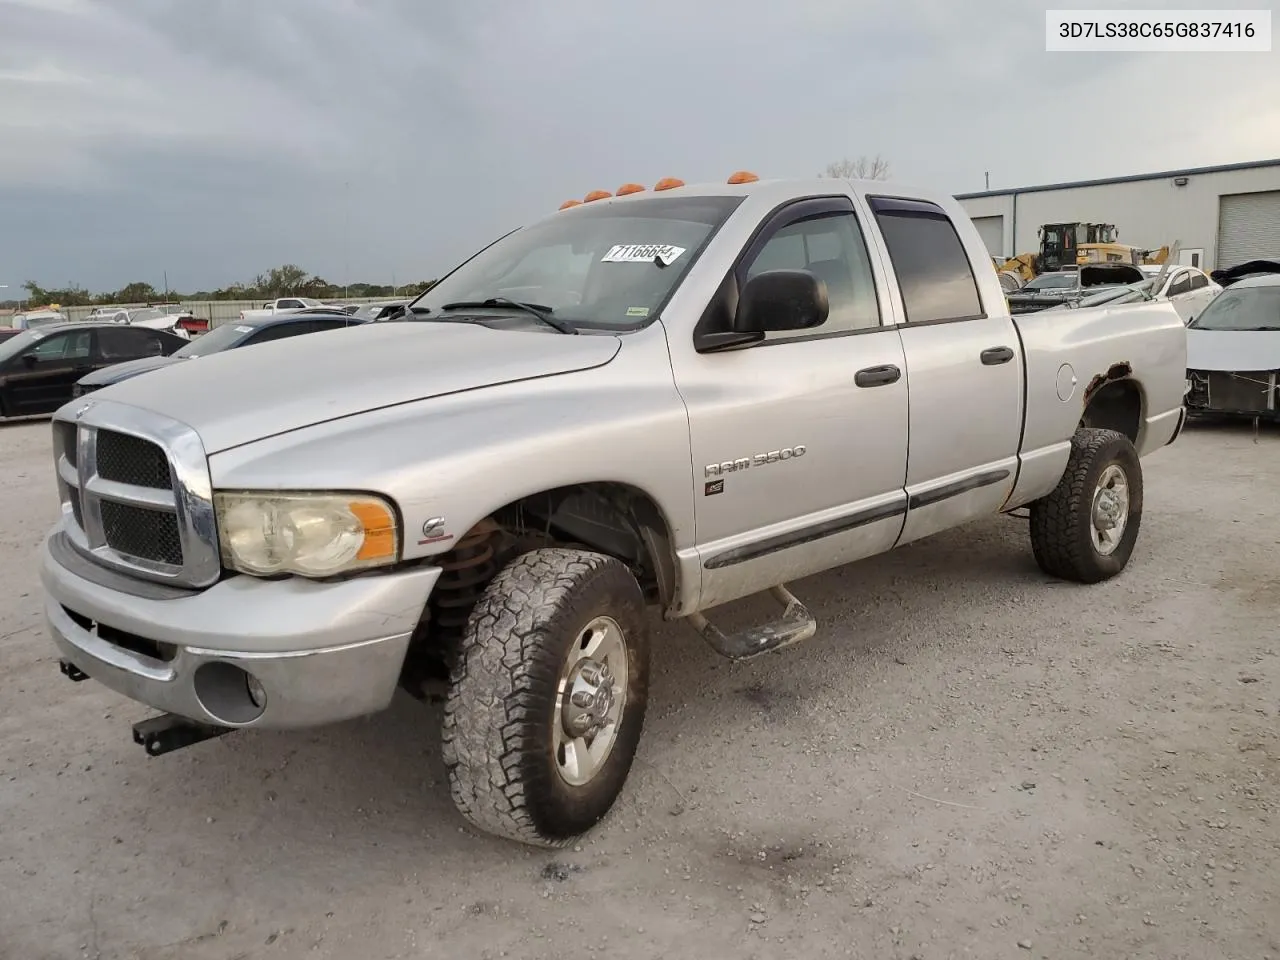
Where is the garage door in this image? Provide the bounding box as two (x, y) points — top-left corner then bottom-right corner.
(1216, 190), (1280, 269)
(971, 216), (1005, 258)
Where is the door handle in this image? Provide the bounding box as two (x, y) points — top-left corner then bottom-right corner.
(854, 364), (901, 388)
(980, 346), (1015, 365)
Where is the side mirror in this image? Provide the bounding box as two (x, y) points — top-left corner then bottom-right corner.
(737, 269), (829, 333)
(695, 269), (829, 352)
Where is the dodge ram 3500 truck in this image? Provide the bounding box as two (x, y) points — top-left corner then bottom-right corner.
(39, 173), (1188, 848)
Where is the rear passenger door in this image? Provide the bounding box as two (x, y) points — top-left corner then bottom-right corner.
(866, 196), (1024, 546)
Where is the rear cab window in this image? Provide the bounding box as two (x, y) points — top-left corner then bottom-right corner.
(868, 197), (985, 324)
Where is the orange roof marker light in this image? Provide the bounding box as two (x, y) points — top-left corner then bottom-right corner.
(616, 182), (645, 195)
(559, 199), (582, 210)
(727, 170), (759, 184)
(583, 189), (612, 202)
(653, 177), (685, 191)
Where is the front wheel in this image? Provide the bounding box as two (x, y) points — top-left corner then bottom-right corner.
(441, 548), (650, 847)
(1029, 427), (1143, 583)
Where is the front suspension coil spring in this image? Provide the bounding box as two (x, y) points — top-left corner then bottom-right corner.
(429, 518), (502, 645)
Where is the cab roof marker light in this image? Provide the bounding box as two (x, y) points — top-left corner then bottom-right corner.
(653, 177), (685, 191)
(616, 183), (645, 195)
(727, 170), (759, 184)
(583, 190), (612, 202)
(559, 199), (582, 210)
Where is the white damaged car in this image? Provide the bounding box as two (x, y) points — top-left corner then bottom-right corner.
(1185, 269), (1280, 421)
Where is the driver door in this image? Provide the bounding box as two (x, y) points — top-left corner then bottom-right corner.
(667, 195), (910, 611)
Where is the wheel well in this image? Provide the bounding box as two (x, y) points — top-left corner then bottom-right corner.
(405, 483), (678, 691)
(487, 483), (679, 608)
(1080, 367), (1142, 444)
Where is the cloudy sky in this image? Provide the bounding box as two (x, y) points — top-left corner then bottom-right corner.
(1, 0), (1277, 294)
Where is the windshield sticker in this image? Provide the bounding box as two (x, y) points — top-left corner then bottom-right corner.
(625, 306), (650, 318)
(601, 244), (686, 266)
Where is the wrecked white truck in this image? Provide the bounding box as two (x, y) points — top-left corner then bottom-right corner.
(40, 173), (1187, 847)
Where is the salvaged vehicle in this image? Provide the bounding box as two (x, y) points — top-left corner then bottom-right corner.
(0, 322), (187, 418)
(1052, 259), (1222, 326)
(1006, 263), (1145, 314)
(72, 310), (368, 397)
(39, 173), (1187, 847)
(1185, 270), (1280, 421)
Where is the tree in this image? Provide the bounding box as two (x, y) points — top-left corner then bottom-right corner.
(114, 282), (158, 303)
(257, 264), (309, 296)
(820, 155), (891, 180)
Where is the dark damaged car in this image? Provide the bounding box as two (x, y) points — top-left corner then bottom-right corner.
(1005, 264), (1146, 315)
(1184, 265), (1280, 421)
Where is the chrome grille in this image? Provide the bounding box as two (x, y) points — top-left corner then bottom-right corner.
(50, 399), (220, 588)
(95, 430), (173, 489)
(100, 501), (184, 566)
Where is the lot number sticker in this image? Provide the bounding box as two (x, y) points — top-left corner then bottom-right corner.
(601, 243), (686, 266)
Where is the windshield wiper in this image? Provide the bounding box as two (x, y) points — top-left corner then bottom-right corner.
(441, 297), (577, 335)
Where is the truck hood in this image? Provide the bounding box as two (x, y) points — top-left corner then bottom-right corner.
(85, 321), (622, 453)
(79, 354), (185, 387)
(1186, 328), (1280, 372)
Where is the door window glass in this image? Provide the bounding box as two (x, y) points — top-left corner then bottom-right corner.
(27, 330), (91, 362)
(97, 327), (151, 360)
(874, 209), (984, 324)
(742, 211), (881, 339)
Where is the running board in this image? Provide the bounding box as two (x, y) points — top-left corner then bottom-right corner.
(686, 585), (817, 662)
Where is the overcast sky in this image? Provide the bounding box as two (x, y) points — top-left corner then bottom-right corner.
(1, 0), (1277, 294)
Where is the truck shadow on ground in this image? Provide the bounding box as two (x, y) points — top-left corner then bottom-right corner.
(104, 513), (1059, 854)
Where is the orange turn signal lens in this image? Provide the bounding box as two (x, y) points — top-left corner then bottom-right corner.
(653, 177), (685, 191)
(559, 199), (582, 210)
(583, 190), (612, 202)
(727, 170), (759, 184)
(616, 182), (645, 195)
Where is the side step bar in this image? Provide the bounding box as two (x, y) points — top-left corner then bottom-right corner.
(132, 714), (234, 757)
(686, 585), (817, 662)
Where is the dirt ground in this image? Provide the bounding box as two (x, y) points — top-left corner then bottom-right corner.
(1, 418), (1277, 960)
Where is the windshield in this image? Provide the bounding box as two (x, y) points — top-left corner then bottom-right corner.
(173, 322), (252, 357)
(0, 328), (47, 364)
(357, 303), (404, 321)
(409, 195), (743, 330)
(1023, 272), (1078, 291)
(128, 307), (166, 322)
(1188, 286), (1280, 331)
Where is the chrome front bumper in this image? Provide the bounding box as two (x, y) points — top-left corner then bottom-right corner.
(41, 529), (441, 729)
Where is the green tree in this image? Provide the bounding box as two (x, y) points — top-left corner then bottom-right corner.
(114, 282), (158, 303)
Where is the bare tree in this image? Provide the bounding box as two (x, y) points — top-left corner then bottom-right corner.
(820, 155), (891, 180)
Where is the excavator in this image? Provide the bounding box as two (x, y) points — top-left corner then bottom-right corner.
(996, 223), (1170, 286)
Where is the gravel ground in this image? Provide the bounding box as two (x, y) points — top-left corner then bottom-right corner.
(1, 419), (1277, 960)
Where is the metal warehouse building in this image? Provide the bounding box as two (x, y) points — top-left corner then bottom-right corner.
(956, 158), (1280, 272)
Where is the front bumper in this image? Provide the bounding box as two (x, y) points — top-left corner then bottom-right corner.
(40, 528), (441, 729)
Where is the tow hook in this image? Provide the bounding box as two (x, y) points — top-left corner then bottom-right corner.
(132, 713), (234, 757)
(58, 660), (89, 682)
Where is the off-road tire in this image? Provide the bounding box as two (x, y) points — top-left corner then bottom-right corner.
(441, 548), (650, 847)
(1029, 427), (1143, 583)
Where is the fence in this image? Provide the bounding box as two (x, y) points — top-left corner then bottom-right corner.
(53, 296), (410, 329)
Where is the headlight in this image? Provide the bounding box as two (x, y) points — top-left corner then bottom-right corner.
(214, 491), (400, 577)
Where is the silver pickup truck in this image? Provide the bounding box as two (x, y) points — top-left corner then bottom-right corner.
(39, 175), (1188, 848)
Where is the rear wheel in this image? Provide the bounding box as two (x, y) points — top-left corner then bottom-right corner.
(441, 548), (650, 847)
(1029, 427), (1143, 583)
